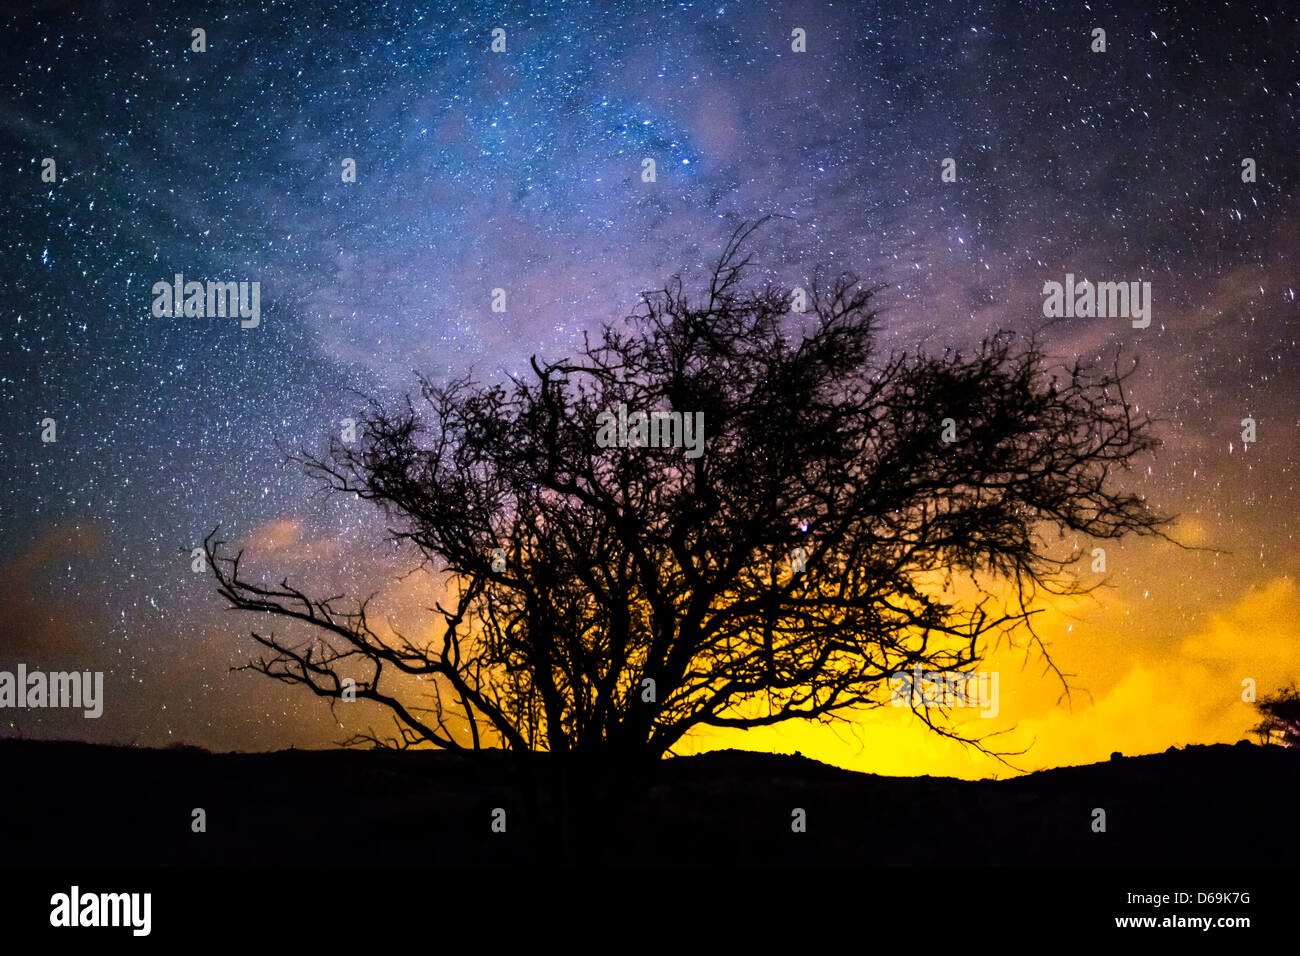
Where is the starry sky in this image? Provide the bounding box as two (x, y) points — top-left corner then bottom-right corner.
(2, 0), (1297, 776)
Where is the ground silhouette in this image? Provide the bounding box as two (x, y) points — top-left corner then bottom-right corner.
(3, 738), (1295, 866)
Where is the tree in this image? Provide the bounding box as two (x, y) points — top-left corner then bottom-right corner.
(1252, 683), (1300, 747)
(208, 219), (1170, 778)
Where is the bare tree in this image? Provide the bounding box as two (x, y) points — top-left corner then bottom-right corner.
(208, 219), (1171, 778)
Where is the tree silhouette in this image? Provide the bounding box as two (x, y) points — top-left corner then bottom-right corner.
(208, 219), (1170, 777)
(1252, 683), (1300, 747)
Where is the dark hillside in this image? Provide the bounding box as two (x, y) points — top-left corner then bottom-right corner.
(1, 739), (1295, 866)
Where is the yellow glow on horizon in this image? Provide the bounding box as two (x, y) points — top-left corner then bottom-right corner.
(196, 516), (1300, 774)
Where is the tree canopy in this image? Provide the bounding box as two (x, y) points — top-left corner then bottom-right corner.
(208, 220), (1170, 769)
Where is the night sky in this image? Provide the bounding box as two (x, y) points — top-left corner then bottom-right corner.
(3, 0), (1297, 776)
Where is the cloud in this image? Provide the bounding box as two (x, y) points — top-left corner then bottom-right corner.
(690, 574), (1300, 779)
(0, 525), (103, 659)
(241, 516), (346, 564)
(1181, 576), (1300, 674)
(984, 576), (1300, 772)
(244, 517), (304, 553)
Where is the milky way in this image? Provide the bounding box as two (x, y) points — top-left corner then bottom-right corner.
(2, 0), (1297, 768)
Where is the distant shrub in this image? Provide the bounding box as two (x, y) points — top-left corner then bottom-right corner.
(165, 742), (209, 754)
(1251, 683), (1300, 748)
